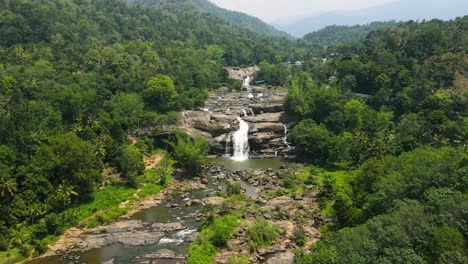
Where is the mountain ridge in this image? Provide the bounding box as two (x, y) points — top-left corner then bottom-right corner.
(126, 0), (290, 37)
(274, 0), (468, 36)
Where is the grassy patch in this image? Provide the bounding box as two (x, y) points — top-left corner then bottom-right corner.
(0, 249), (22, 264)
(0, 154), (175, 264)
(188, 214), (239, 264)
(68, 184), (136, 225)
(187, 242), (218, 264)
(247, 218), (280, 251)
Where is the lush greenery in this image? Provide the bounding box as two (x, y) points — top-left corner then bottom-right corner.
(126, 0), (289, 37)
(169, 133), (209, 176)
(0, 0), (466, 262)
(191, 0), (289, 38)
(188, 214), (239, 264)
(288, 17), (467, 167)
(303, 21), (399, 47)
(247, 218), (280, 251)
(0, 0), (305, 260)
(291, 17), (468, 263)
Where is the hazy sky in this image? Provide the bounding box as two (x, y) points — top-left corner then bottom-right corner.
(209, 0), (398, 22)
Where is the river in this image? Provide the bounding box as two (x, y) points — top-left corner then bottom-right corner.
(29, 158), (286, 264)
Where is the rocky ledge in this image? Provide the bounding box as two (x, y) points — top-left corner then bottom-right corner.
(180, 85), (295, 157)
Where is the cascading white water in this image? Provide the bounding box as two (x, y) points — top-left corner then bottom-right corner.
(231, 117), (250, 161)
(283, 124), (291, 148)
(250, 109), (255, 116)
(224, 133), (232, 156)
(243, 76), (251, 89)
(242, 109), (248, 117)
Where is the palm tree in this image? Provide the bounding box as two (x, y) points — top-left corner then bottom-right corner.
(28, 204), (48, 225)
(431, 134), (450, 148)
(454, 131), (467, 152)
(0, 176), (17, 199)
(56, 182), (78, 210)
(9, 229), (27, 248)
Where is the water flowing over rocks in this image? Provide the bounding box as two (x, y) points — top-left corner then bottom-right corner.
(225, 66), (259, 80)
(181, 84), (294, 158)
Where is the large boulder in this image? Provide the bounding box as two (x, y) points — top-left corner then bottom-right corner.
(244, 112), (284, 123)
(251, 122), (284, 133)
(182, 111), (212, 132)
(250, 132), (276, 144)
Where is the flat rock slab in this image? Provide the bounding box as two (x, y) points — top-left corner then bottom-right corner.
(151, 222), (186, 232)
(244, 112), (285, 123)
(266, 252), (294, 264)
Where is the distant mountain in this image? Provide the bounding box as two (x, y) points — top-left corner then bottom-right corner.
(192, 0), (290, 37)
(303, 21), (400, 46)
(126, 0), (289, 37)
(275, 0), (468, 36)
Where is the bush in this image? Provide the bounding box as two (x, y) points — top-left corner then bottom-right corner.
(226, 183), (241, 196)
(0, 236), (8, 251)
(32, 240), (48, 255)
(187, 242), (218, 264)
(202, 215), (239, 247)
(44, 213), (62, 235)
(293, 227), (306, 246)
(118, 145), (145, 187)
(170, 133), (208, 177)
(247, 219), (280, 251)
(32, 220), (48, 240)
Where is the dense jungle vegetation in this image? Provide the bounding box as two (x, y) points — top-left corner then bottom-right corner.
(303, 21), (400, 47)
(283, 17), (468, 263)
(0, 0), (301, 260)
(0, 0), (466, 263)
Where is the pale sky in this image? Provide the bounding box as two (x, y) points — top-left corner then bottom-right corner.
(209, 0), (399, 22)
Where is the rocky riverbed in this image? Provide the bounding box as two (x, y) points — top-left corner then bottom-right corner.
(31, 160), (322, 264)
(200, 163), (324, 264)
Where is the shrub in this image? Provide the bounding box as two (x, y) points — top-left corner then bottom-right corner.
(293, 227), (306, 246)
(32, 221), (48, 240)
(247, 219), (280, 251)
(188, 242), (218, 264)
(202, 215), (239, 247)
(226, 183), (241, 196)
(44, 213), (62, 235)
(0, 236), (8, 251)
(32, 240), (48, 255)
(170, 133), (208, 177)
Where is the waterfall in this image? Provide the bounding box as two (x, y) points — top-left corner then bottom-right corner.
(243, 76), (251, 89)
(224, 133), (232, 156)
(250, 109), (255, 116)
(283, 124), (291, 148)
(232, 117), (250, 161)
(242, 109), (248, 117)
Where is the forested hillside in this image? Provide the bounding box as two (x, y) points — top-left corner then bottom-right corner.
(126, 0), (289, 37)
(0, 0), (466, 262)
(284, 17), (468, 263)
(0, 0), (302, 260)
(303, 21), (399, 46)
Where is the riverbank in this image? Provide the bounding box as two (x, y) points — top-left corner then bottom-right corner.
(25, 158), (326, 264)
(37, 177), (201, 259)
(186, 162), (325, 264)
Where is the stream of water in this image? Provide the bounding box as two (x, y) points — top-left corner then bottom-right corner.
(231, 117), (250, 161)
(30, 158), (286, 264)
